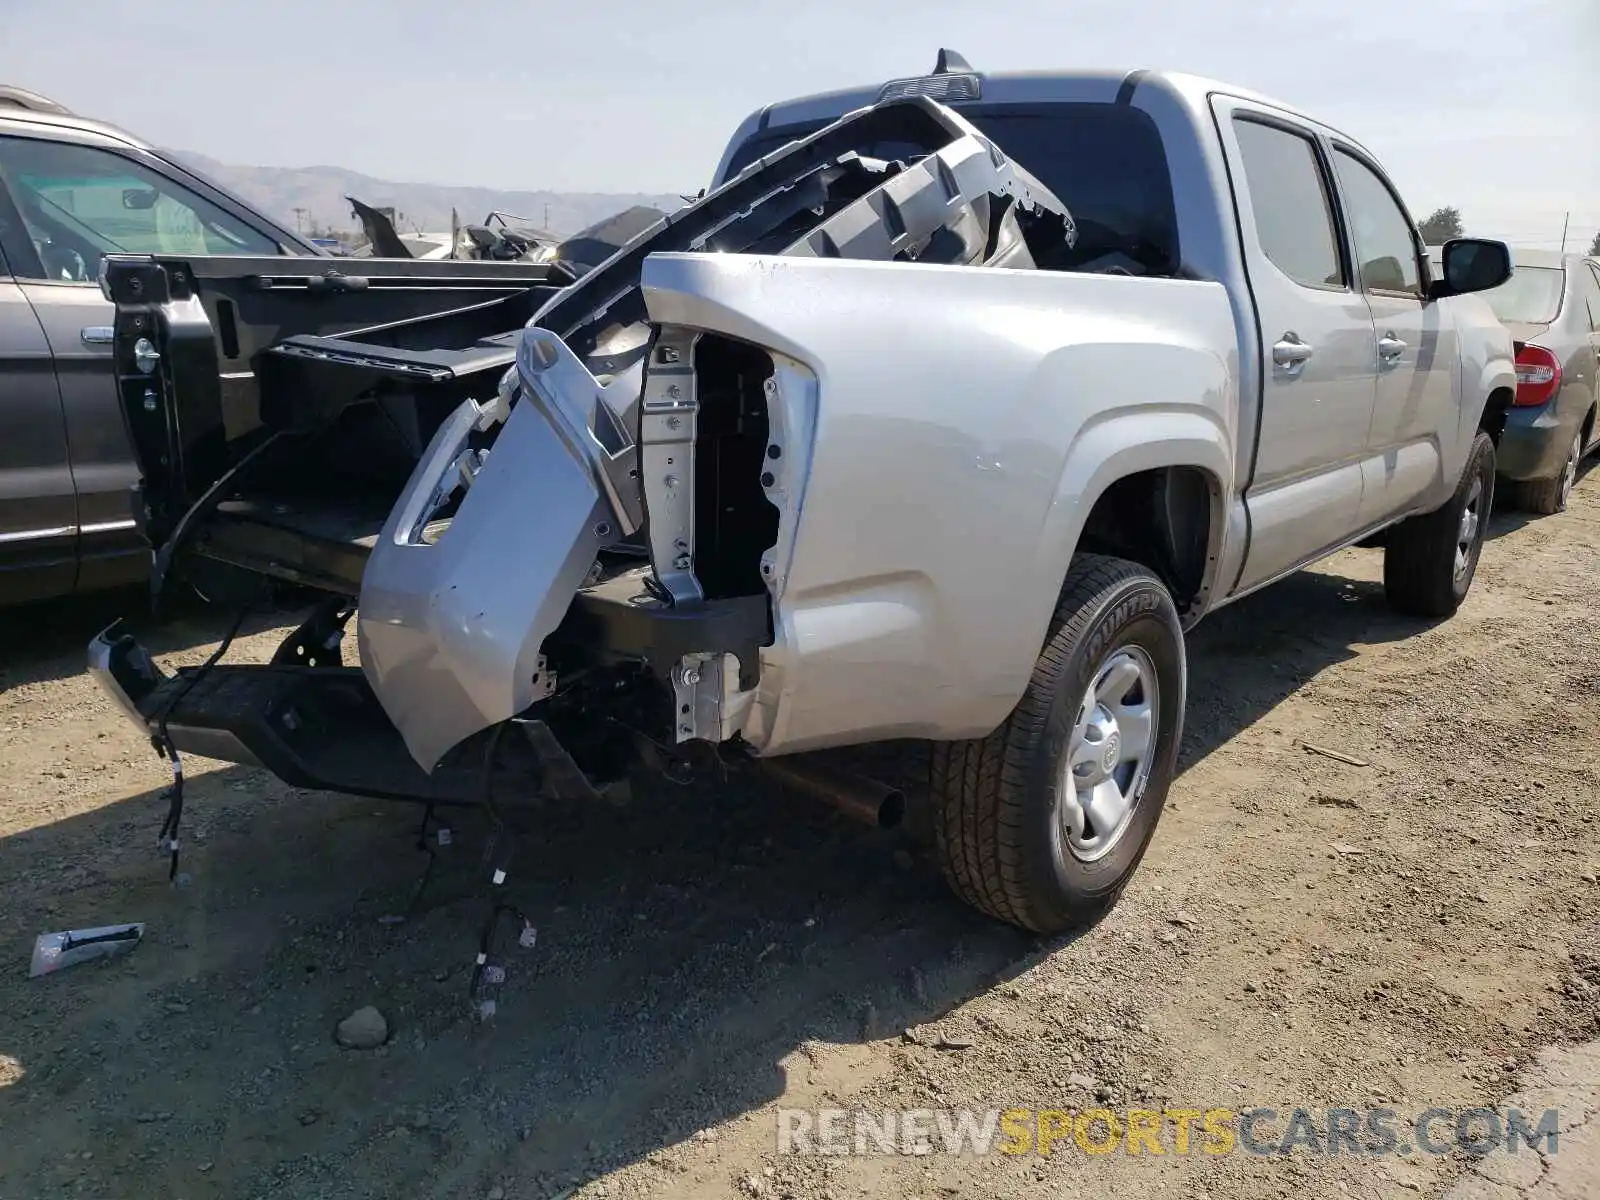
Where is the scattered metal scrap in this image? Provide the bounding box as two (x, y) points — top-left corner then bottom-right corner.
(1301, 742), (1370, 768)
(29, 922), (144, 977)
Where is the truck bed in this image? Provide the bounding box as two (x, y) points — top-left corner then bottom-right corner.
(193, 494), (450, 595)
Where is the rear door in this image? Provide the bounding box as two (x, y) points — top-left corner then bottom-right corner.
(1327, 144), (1456, 527)
(1214, 100), (1379, 594)
(0, 184), (77, 602)
(0, 130), (287, 589)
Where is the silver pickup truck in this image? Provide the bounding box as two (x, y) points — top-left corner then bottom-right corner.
(89, 57), (1516, 934)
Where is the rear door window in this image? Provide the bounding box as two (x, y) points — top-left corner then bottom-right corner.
(1230, 118), (1345, 290)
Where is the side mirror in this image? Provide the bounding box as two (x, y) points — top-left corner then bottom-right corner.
(121, 188), (158, 211)
(1430, 238), (1512, 299)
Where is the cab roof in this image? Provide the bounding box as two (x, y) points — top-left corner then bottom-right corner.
(714, 53), (1375, 185)
(757, 66), (1319, 131)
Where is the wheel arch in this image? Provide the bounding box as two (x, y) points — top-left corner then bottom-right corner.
(1033, 410), (1235, 627)
(1478, 384), (1515, 446)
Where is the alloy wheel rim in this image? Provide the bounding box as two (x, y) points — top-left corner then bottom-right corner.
(1559, 435), (1580, 509)
(1059, 646), (1159, 863)
(1454, 476), (1483, 585)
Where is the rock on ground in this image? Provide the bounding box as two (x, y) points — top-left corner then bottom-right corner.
(336, 1006), (389, 1049)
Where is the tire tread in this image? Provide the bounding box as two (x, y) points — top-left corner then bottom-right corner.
(1515, 474), (1565, 516)
(1383, 431), (1495, 618)
(929, 554), (1167, 932)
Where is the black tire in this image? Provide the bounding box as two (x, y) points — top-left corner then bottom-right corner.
(929, 554), (1185, 934)
(1514, 427), (1582, 516)
(1383, 430), (1495, 618)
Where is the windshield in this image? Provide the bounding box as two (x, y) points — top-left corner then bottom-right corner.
(722, 102), (1181, 276)
(1477, 265), (1565, 325)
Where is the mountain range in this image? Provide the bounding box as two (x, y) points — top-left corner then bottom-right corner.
(172, 151), (686, 240)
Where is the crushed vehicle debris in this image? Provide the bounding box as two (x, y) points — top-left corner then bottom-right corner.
(89, 57), (1516, 933)
(346, 193), (670, 274)
(30, 923), (145, 978)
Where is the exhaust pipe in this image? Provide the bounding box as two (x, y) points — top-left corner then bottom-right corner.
(757, 756), (906, 830)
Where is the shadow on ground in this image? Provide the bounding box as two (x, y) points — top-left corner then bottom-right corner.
(1481, 455), (1599, 542)
(0, 543), (1484, 1197)
(0, 584), (303, 692)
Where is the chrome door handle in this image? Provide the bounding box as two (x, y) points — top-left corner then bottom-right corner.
(1272, 333), (1314, 369)
(80, 326), (114, 345)
(1377, 332), (1407, 362)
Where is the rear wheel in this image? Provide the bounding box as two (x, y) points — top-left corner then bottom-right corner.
(929, 555), (1185, 934)
(1515, 428), (1582, 516)
(1383, 430), (1495, 618)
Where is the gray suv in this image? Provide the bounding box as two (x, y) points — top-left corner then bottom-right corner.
(0, 86), (318, 605)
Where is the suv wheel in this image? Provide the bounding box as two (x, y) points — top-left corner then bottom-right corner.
(929, 554), (1185, 933)
(1383, 430), (1495, 618)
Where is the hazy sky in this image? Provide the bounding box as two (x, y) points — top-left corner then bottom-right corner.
(1, 0), (1593, 249)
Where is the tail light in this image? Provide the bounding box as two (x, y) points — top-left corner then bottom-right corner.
(1513, 344), (1561, 407)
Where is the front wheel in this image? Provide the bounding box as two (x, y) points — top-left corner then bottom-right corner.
(929, 554), (1185, 934)
(1383, 429), (1495, 618)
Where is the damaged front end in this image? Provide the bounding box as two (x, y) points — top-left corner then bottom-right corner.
(92, 95), (1077, 803)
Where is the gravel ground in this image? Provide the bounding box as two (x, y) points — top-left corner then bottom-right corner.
(2, 467), (1599, 1200)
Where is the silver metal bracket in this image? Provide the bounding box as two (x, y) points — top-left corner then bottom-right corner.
(529, 653), (556, 704)
(672, 652), (724, 743)
(640, 329), (703, 605)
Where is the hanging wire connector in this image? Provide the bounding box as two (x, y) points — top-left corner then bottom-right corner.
(465, 722), (541, 1018)
(148, 605), (250, 886)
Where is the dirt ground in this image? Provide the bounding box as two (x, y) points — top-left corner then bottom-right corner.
(3, 469), (1599, 1200)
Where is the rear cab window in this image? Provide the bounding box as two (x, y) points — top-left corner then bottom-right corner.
(1477, 265), (1566, 325)
(721, 102), (1181, 278)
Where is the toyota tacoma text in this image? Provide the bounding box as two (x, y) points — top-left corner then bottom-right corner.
(88, 57), (1517, 935)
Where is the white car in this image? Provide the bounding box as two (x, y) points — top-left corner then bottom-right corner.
(1429, 246), (1600, 513)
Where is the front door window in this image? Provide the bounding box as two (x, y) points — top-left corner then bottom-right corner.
(1330, 149), (1423, 299)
